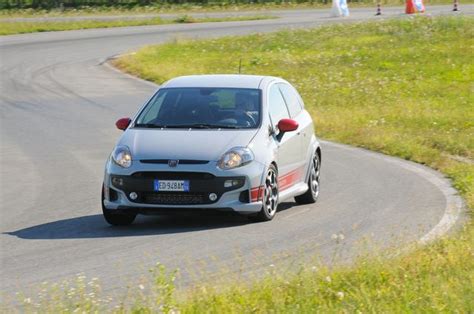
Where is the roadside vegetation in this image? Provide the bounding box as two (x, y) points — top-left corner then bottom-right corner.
(7, 16), (473, 312)
(1, 0), (471, 18)
(0, 14), (274, 35)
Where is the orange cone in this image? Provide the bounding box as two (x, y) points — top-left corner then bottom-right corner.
(405, 0), (416, 14)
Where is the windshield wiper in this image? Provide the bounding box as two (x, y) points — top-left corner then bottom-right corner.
(165, 123), (242, 129)
(134, 123), (167, 128)
(165, 124), (211, 129)
(135, 123), (243, 129)
(210, 124), (242, 129)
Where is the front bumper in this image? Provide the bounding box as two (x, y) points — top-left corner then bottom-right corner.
(103, 159), (265, 214)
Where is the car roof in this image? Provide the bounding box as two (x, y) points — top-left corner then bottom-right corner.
(161, 74), (276, 89)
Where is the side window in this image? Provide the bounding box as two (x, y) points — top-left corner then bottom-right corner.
(268, 84), (290, 130)
(278, 83), (302, 118)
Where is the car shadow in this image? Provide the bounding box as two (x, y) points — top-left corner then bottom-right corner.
(5, 202), (296, 240)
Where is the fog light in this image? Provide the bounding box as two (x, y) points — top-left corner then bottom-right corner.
(112, 177), (123, 186)
(209, 193), (217, 201)
(129, 192), (138, 200)
(224, 179), (243, 188)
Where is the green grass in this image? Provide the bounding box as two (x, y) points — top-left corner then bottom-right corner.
(1, 0), (471, 18)
(0, 14), (274, 35)
(6, 16), (474, 312)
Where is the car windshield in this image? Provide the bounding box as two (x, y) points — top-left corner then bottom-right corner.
(135, 88), (261, 129)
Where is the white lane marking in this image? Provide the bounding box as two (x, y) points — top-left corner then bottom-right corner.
(321, 140), (465, 244)
(100, 59), (159, 89)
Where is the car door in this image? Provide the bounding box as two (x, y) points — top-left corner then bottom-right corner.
(268, 84), (303, 191)
(277, 83), (312, 179)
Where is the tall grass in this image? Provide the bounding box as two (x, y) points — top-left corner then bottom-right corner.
(0, 0), (464, 10)
(1, 0), (470, 17)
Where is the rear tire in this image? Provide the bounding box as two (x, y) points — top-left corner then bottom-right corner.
(295, 152), (320, 205)
(249, 164), (279, 222)
(102, 189), (136, 226)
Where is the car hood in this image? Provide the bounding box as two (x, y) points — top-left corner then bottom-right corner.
(118, 128), (258, 161)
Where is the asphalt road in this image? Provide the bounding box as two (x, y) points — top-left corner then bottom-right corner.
(0, 6), (469, 300)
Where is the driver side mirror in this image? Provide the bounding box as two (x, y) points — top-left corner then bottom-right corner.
(116, 117), (131, 131)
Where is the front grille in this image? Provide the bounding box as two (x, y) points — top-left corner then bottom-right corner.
(132, 172), (215, 180)
(142, 192), (212, 205)
(140, 159), (209, 165)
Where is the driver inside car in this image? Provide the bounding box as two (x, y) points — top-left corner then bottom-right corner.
(234, 92), (258, 127)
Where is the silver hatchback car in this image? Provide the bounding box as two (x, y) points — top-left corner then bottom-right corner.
(102, 75), (321, 225)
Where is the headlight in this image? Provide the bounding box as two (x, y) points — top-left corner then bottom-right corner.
(218, 147), (254, 170)
(112, 146), (132, 168)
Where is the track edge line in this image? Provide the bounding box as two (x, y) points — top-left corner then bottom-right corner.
(320, 140), (466, 245)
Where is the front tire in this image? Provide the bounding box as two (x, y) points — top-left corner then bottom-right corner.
(250, 164), (279, 222)
(295, 152), (320, 205)
(102, 189), (136, 226)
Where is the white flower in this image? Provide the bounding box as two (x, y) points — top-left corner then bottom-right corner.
(331, 233), (345, 241)
(269, 264), (275, 268)
(336, 291), (345, 299)
(138, 284), (145, 290)
(325, 276), (332, 283)
(23, 298), (31, 304)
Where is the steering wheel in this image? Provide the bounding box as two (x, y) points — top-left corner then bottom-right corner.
(240, 111), (256, 127)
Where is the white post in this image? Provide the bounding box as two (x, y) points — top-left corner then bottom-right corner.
(331, 0), (350, 17)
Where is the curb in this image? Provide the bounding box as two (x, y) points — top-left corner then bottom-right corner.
(99, 54), (160, 89)
(321, 140), (466, 244)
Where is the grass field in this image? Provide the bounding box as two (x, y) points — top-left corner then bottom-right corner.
(1, 0), (472, 18)
(0, 0), (474, 20)
(9, 16), (474, 312)
(0, 14), (274, 35)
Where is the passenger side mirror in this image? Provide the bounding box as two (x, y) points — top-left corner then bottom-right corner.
(277, 118), (298, 133)
(116, 117), (131, 131)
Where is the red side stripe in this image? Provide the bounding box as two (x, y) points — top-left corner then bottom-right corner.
(278, 167), (305, 191)
(250, 186), (264, 202)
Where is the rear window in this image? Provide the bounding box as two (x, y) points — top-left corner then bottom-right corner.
(135, 88), (261, 129)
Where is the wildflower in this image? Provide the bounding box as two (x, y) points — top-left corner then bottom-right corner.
(325, 276), (332, 283)
(336, 291), (345, 299)
(139, 284), (145, 290)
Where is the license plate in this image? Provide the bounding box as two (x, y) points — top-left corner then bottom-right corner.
(153, 180), (190, 192)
